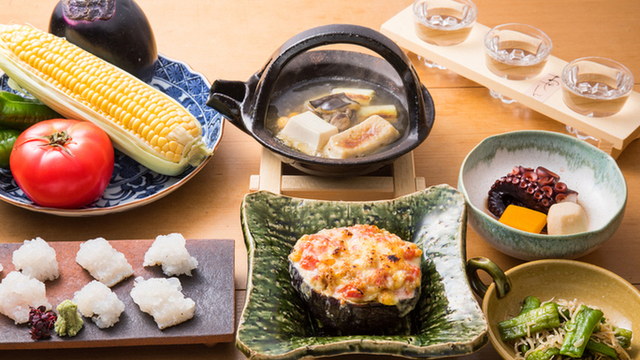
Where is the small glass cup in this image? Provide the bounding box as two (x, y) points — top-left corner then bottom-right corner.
(484, 23), (552, 80)
(561, 57), (634, 117)
(412, 0), (477, 46)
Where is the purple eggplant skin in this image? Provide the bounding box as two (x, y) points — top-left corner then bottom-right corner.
(49, 0), (158, 83)
(289, 259), (421, 334)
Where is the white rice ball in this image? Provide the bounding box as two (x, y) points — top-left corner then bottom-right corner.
(0, 262), (3, 272)
(0, 271), (51, 324)
(12, 237), (59, 282)
(143, 233), (198, 276)
(74, 280), (125, 329)
(76, 238), (134, 287)
(129, 276), (195, 329)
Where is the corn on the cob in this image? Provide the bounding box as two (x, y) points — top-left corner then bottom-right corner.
(0, 24), (211, 176)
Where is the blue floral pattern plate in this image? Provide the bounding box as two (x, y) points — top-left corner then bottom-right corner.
(0, 55), (224, 216)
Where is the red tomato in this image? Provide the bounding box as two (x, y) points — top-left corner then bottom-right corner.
(10, 119), (114, 209)
(404, 266), (420, 283)
(404, 246), (418, 260)
(337, 284), (364, 299)
(371, 268), (390, 287)
(300, 255), (319, 270)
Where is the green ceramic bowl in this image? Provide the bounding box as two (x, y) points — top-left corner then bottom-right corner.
(238, 186), (488, 359)
(458, 130), (627, 260)
(468, 259), (640, 360)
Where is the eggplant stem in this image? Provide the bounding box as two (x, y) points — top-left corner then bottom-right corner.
(62, 0), (116, 21)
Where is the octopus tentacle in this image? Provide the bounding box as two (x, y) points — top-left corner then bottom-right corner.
(487, 166), (578, 218)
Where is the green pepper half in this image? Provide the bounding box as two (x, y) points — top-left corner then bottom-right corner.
(0, 90), (61, 130)
(0, 126), (21, 168)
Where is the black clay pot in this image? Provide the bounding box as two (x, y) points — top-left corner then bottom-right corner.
(207, 24), (435, 177)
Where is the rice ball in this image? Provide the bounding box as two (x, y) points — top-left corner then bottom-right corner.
(76, 238), (134, 287)
(74, 280), (125, 329)
(12, 237), (59, 282)
(143, 233), (198, 276)
(0, 271), (52, 324)
(129, 276), (195, 329)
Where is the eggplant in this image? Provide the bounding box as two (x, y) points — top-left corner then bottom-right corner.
(288, 259), (421, 334)
(49, 0), (157, 83)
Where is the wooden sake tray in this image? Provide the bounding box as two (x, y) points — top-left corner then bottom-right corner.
(249, 148), (426, 201)
(0, 238), (235, 350)
(380, 6), (640, 159)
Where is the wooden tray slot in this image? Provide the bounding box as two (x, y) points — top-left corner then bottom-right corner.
(249, 148), (426, 201)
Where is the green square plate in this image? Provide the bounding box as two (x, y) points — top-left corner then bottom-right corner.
(238, 185), (488, 359)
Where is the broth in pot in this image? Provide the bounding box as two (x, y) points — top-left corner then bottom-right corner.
(266, 82), (407, 159)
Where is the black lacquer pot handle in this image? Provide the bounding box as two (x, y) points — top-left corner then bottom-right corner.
(254, 24), (426, 130)
(206, 24), (426, 135)
(466, 257), (512, 299)
(207, 79), (247, 126)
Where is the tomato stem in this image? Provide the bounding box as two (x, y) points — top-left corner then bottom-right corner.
(39, 130), (74, 156)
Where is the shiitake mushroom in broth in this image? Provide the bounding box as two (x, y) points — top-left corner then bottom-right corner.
(266, 82), (406, 158)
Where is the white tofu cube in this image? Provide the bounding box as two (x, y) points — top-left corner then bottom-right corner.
(279, 111), (339, 151)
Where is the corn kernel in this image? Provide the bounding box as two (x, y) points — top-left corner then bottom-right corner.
(131, 118), (142, 131)
(133, 105), (145, 119)
(157, 137), (168, 149)
(140, 124), (151, 138)
(153, 122), (165, 135)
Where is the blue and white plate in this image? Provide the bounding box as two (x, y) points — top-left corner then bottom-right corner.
(0, 55), (224, 217)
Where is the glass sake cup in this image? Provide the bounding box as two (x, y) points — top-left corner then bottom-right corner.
(413, 0), (477, 46)
(561, 57), (634, 117)
(484, 23), (552, 80)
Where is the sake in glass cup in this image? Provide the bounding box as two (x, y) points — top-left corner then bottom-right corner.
(484, 23), (552, 80)
(413, 0), (477, 46)
(561, 57), (634, 117)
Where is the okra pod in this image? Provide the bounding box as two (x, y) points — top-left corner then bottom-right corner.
(498, 302), (560, 341)
(525, 346), (559, 360)
(586, 339), (618, 359)
(518, 296), (541, 354)
(0, 90), (60, 130)
(614, 327), (633, 349)
(559, 305), (604, 358)
(521, 296), (541, 314)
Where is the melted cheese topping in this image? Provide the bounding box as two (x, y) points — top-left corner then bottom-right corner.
(289, 224), (422, 306)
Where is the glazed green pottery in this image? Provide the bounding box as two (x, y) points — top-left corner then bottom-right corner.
(480, 259), (640, 360)
(238, 185), (488, 359)
(458, 130), (627, 260)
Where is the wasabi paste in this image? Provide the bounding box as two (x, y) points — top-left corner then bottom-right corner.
(54, 300), (84, 337)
